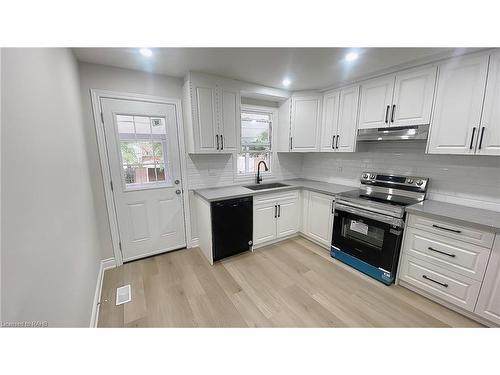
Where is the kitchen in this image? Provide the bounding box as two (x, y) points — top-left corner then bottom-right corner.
(2, 2), (500, 373)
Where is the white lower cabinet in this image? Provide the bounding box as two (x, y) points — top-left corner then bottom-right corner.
(301, 190), (335, 249)
(474, 237), (500, 325)
(399, 213), (499, 326)
(253, 190), (300, 247)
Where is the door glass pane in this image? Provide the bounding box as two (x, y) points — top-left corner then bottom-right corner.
(115, 114), (171, 189)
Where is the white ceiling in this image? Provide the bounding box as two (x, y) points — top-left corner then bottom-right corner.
(73, 48), (471, 91)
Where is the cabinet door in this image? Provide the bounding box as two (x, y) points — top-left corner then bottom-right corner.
(477, 51), (500, 156)
(427, 54), (489, 155)
(358, 76), (395, 129)
(474, 237), (500, 325)
(192, 82), (219, 152)
(218, 85), (240, 153)
(253, 203), (277, 245)
(290, 95), (322, 152)
(391, 66), (437, 127)
(276, 199), (300, 238)
(336, 86), (360, 152)
(305, 192), (334, 247)
(320, 91), (340, 152)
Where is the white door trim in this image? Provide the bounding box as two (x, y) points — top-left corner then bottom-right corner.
(90, 90), (191, 266)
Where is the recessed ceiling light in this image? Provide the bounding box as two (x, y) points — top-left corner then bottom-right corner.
(345, 52), (359, 62)
(139, 48), (153, 57)
(282, 78), (291, 87)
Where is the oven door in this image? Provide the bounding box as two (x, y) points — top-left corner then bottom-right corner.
(332, 203), (403, 275)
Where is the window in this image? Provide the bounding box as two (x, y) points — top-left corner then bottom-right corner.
(237, 110), (272, 176)
(116, 115), (171, 189)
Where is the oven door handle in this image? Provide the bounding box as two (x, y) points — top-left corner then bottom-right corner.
(335, 199), (402, 221)
(335, 202), (404, 228)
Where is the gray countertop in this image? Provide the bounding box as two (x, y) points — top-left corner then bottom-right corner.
(406, 200), (500, 233)
(193, 178), (355, 202)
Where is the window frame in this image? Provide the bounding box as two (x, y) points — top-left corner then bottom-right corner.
(233, 104), (278, 182)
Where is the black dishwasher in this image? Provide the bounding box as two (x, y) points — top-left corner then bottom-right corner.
(211, 196), (253, 261)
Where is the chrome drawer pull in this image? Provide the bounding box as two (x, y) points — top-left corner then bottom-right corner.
(428, 246), (456, 258)
(432, 224), (461, 233)
(422, 274), (448, 288)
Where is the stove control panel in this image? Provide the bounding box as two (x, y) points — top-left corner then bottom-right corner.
(361, 172), (429, 192)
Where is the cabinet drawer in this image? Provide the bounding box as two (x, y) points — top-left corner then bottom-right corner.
(253, 189), (299, 205)
(399, 254), (481, 312)
(402, 227), (491, 281)
(408, 214), (495, 248)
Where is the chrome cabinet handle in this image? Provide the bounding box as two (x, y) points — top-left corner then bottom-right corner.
(422, 274), (448, 288)
(428, 246), (456, 258)
(478, 126), (485, 149)
(216, 134), (219, 150)
(469, 127), (476, 150)
(385, 105), (390, 123)
(432, 224), (461, 234)
(391, 104), (396, 123)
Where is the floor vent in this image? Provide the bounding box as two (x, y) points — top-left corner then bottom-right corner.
(116, 284), (132, 306)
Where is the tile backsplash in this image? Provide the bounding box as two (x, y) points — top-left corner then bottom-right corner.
(301, 142), (500, 211)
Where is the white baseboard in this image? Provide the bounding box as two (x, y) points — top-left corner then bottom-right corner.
(90, 257), (117, 328)
(189, 237), (200, 248)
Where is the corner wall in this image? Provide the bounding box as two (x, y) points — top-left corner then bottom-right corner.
(1, 49), (102, 326)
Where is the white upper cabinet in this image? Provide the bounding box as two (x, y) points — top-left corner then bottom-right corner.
(358, 76), (395, 129)
(336, 86), (360, 152)
(290, 94), (322, 152)
(391, 66), (437, 127)
(477, 51), (500, 156)
(183, 73), (240, 154)
(218, 85), (240, 152)
(427, 54), (489, 155)
(320, 91), (340, 152)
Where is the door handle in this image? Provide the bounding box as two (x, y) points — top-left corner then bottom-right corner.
(478, 126), (485, 150)
(469, 127), (476, 150)
(216, 134), (220, 150)
(175, 189), (182, 195)
(390, 104), (396, 123)
(174, 179), (180, 185)
(336, 135), (339, 149)
(432, 224), (461, 234)
(274, 205), (277, 218)
(332, 135), (335, 149)
(385, 105), (390, 123)
(278, 204), (281, 218)
(221, 135), (224, 150)
(428, 246), (456, 258)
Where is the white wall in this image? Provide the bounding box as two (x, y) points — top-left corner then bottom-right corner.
(1, 49), (102, 327)
(301, 142), (500, 211)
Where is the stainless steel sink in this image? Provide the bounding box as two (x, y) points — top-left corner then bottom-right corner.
(244, 183), (290, 191)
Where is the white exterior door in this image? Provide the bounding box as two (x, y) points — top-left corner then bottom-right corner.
(477, 51), (500, 156)
(336, 86), (360, 152)
(253, 203), (277, 245)
(290, 95), (322, 152)
(320, 91), (340, 152)
(358, 76), (395, 129)
(101, 98), (186, 262)
(427, 54), (489, 155)
(218, 85), (240, 152)
(391, 66), (437, 127)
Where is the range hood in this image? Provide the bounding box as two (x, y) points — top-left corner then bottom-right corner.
(357, 124), (429, 142)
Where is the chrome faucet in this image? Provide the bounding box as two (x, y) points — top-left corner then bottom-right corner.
(256, 161), (269, 184)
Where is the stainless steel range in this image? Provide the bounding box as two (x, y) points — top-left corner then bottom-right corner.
(331, 172), (429, 285)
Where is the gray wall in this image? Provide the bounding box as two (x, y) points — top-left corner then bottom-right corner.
(77, 62), (184, 259)
(1, 49), (102, 326)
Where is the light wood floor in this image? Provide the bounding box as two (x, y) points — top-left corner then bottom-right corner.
(98, 237), (482, 327)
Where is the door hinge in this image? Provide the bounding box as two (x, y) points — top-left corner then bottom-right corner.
(100, 111), (104, 123)
(110, 180), (114, 191)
